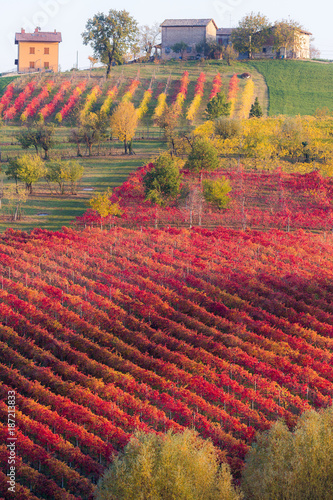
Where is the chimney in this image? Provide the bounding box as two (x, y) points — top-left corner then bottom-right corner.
(54, 29), (57, 33)
(34, 27), (39, 33)
(21, 28), (25, 34)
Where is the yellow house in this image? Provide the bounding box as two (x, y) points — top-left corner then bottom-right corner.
(15, 28), (62, 73)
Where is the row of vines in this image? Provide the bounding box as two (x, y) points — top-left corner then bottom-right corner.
(0, 225), (333, 498)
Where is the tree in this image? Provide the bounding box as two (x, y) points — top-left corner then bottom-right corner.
(185, 137), (220, 172)
(249, 97), (263, 118)
(273, 18), (305, 58)
(110, 101), (138, 154)
(231, 12), (271, 58)
(82, 10), (139, 77)
(206, 92), (231, 120)
(35, 125), (55, 160)
(15, 154), (46, 194)
(139, 23), (161, 59)
(16, 126), (55, 159)
(81, 111), (109, 156)
(63, 160), (84, 194)
(69, 128), (85, 157)
(89, 188), (122, 217)
(46, 160), (84, 195)
(143, 153), (182, 206)
(242, 406), (333, 500)
(222, 44), (239, 65)
(5, 184), (27, 221)
(214, 117), (241, 139)
(95, 429), (242, 500)
(46, 161), (67, 194)
(5, 158), (21, 191)
(16, 128), (39, 155)
(171, 41), (189, 59)
(203, 177), (231, 209)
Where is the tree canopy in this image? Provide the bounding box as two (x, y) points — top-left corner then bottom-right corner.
(203, 177), (232, 209)
(242, 406), (333, 500)
(185, 137), (220, 172)
(273, 18), (305, 58)
(82, 10), (139, 77)
(110, 101), (138, 154)
(231, 12), (271, 57)
(95, 429), (242, 500)
(12, 154), (46, 194)
(206, 92), (231, 120)
(249, 97), (263, 118)
(143, 153), (182, 206)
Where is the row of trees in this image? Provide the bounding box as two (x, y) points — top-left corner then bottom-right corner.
(96, 406), (333, 499)
(231, 12), (316, 59)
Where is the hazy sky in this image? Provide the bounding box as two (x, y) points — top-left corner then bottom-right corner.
(1, 0), (332, 73)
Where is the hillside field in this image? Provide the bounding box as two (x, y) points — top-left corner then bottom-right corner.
(247, 60), (333, 116)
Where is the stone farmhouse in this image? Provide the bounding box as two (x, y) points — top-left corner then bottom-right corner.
(160, 18), (311, 60)
(160, 19), (217, 59)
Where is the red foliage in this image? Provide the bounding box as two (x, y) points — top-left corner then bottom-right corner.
(1, 224), (333, 497)
(209, 73), (222, 100)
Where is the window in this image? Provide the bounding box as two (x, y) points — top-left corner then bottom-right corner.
(44, 47), (49, 55)
(29, 61), (35, 68)
(186, 46), (192, 53)
(165, 47), (171, 54)
(44, 62), (49, 69)
(29, 47), (35, 54)
(262, 47), (267, 53)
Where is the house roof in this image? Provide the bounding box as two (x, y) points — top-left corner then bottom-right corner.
(161, 19), (218, 30)
(15, 29), (62, 44)
(216, 28), (235, 36)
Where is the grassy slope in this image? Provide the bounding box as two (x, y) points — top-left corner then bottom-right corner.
(247, 60), (333, 116)
(0, 76), (18, 95)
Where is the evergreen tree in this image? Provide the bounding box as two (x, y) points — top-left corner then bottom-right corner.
(206, 92), (231, 120)
(249, 97), (263, 118)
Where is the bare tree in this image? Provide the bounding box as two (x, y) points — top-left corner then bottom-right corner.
(139, 22), (161, 59)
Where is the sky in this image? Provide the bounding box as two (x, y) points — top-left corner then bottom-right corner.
(1, 0), (332, 73)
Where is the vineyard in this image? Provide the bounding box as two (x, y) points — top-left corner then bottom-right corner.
(0, 65), (262, 126)
(77, 163), (333, 232)
(1, 225), (333, 498)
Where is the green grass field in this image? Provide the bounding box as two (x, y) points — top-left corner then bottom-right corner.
(0, 76), (19, 95)
(246, 60), (333, 116)
(0, 124), (165, 232)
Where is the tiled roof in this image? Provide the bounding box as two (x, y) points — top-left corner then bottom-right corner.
(15, 31), (62, 44)
(161, 19), (217, 29)
(216, 28), (235, 35)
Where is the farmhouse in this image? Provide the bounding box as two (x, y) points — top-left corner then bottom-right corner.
(218, 27), (312, 59)
(160, 19), (217, 59)
(15, 27), (62, 73)
(161, 19), (311, 60)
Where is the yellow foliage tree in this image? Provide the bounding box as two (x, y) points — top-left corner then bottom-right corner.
(110, 101), (138, 154)
(239, 79), (255, 119)
(89, 188), (122, 218)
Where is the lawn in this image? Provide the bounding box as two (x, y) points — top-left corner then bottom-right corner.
(246, 59), (333, 116)
(0, 139), (165, 232)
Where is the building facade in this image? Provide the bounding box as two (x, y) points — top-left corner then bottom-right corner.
(160, 19), (217, 60)
(161, 19), (311, 60)
(15, 28), (62, 73)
